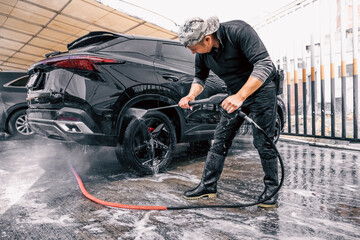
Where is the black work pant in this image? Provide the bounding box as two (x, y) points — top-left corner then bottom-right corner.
(210, 80), (277, 160)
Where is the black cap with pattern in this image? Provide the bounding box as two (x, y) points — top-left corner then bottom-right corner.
(178, 16), (220, 47)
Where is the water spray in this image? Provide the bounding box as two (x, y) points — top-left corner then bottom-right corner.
(70, 93), (284, 210)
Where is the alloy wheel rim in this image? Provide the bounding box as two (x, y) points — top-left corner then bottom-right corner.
(15, 114), (34, 135)
(133, 118), (171, 168)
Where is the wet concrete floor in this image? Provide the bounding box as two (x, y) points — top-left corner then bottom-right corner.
(0, 137), (359, 239)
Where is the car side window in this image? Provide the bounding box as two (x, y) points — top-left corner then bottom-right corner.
(101, 39), (157, 59)
(161, 43), (195, 68)
(6, 76), (29, 87)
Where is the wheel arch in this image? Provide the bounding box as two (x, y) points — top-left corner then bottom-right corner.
(114, 84), (185, 145)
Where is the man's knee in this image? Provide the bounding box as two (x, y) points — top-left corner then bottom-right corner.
(210, 140), (230, 156)
(253, 135), (276, 160)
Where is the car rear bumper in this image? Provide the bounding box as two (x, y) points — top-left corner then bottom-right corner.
(27, 108), (118, 146)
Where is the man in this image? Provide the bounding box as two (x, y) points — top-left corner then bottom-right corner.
(178, 16), (279, 208)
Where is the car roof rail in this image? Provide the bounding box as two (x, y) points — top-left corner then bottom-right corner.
(67, 31), (121, 51)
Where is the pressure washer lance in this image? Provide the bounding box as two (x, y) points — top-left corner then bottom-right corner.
(147, 93), (230, 111)
(69, 93), (284, 210)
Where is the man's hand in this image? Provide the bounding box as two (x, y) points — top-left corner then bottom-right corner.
(221, 76), (264, 113)
(178, 83), (204, 109)
(178, 95), (195, 109)
(221, 94), (244, 113)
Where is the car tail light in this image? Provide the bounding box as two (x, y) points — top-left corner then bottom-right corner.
(42, 56), (117, 71)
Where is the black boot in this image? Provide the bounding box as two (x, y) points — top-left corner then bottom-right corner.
(184, 151), (226, 200)
(258, 158), (279, 208)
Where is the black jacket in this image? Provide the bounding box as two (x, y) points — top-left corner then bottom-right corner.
(194, 20), (276, 94)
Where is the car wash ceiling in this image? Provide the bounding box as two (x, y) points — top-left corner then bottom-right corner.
(0, 0), (178, 72)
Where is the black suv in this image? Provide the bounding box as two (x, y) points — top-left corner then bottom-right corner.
(27, 31), (286, 174)
(0, 71), (33, 139)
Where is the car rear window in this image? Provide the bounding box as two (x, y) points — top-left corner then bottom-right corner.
(161, 43), (195, 68)
(0, 72), (27, 85)
(101, 39), (157, 58)
(6, 76), (29, 87)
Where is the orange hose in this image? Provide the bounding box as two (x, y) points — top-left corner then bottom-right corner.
(69, 163), (168, 211)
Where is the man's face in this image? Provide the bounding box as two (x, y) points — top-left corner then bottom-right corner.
(187, 36), (213, 54)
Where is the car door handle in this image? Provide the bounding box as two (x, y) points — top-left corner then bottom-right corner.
(162, 74), (179, 82)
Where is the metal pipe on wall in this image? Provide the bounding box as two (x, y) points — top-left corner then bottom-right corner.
(319, 0), (326, 137)
(311, 33), (316, 136)
(294, 46), (299, 134)
(302, 40), (307, 135)
(353, 0), (359, 139)
(310, 0), (317, 136)
(287, 53), (292, 133)
(330, 0), (336, 138)
(340, 0), (347, 138)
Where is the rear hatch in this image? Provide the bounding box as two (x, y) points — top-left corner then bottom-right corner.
(27, 55), (119, 107)
(26, 31), (122, 109)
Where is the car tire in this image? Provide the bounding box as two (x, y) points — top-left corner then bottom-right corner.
(273, 112), (282, 144)
(118, 111), (176, 175)
(7, 109), (34, 139)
